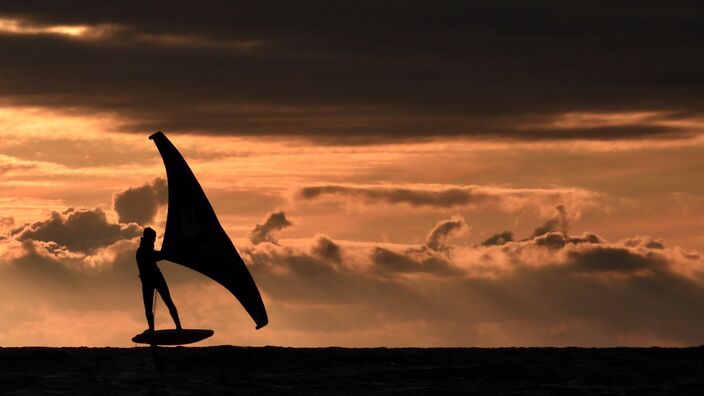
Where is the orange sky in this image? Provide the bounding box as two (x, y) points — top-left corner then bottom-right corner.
(1, 4), (704, 346)
(0, 105), (702, 347)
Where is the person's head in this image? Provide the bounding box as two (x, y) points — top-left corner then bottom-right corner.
(141, 227), (157, 246)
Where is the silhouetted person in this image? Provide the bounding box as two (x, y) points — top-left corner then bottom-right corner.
(137, 227), (182, 331)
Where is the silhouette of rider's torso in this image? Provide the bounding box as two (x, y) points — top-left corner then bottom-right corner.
(136, 245), (162, 282)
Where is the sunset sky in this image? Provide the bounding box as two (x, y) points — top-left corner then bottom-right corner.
(1, 2), (704, 347)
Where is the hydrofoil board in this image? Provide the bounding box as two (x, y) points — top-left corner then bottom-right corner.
(132, 329), (214, 345)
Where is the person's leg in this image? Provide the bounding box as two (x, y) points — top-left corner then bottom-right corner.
(154, 274), (182, 330)
(141, 282), (155, 331)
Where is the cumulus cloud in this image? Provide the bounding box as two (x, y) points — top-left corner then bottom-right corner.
(112, 177), (167, 225)
(530, 204), (570, 237)
(370, 246), (462, 277)
(2, 196), (704, 346)
(310, 234), (342, 264)
(481, 231), (513, 246)
(239, 211), (704, 346)
(297, 184), (596, 212)
(621, 235), (666, 250)
(0, 204), (203, 346)
(531, 231), (604, 250)
(248, 210), (292, 245)
(11, 208), (141, 252)
(425, 215), (467, 251)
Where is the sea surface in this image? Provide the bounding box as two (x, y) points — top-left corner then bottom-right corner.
(1, 346), (703, 395)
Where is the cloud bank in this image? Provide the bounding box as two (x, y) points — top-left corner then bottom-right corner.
(0, 3), (702, 143)
(0, 186), (703, 346)
(242, 210), (704, 346)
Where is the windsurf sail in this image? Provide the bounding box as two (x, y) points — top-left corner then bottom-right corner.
(149, 131), (268, 329)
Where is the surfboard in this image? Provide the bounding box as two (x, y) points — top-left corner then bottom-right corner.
(132, 329), (214, 345)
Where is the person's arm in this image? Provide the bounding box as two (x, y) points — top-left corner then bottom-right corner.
(154, 250), (164, 261)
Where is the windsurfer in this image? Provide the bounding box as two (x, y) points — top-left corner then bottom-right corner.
(136, 227), (183, 331)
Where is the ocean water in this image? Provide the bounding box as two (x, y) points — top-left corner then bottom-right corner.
(1, 346), (703, 395)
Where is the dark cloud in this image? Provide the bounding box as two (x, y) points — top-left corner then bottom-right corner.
(299, 185), (481, 207)
(481, 231), (513, 246)
(310, 234), (342, 264)
(622, 235), (666, 250)
(479, 222), (666, 277)
(566, 246), (667, 274)
(11, 208), (141, 252)
(0, 2), (702, 142)
(532, 231), (603, 250)
(297, 185), (592, 210)
(248, 210), (292, 245)
(476, 205), (598, 249)
(371, 246), (462, 277)
(425, 215), (467, 251)
(112, 177), (167, 225)
(531, 205), (570, 238)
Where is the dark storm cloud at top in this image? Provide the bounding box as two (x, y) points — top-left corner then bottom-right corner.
(1, 1), (703, 142)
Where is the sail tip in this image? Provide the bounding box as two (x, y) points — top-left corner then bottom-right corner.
(149, 131), (164, 140)
(255, 319), (268, 330)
